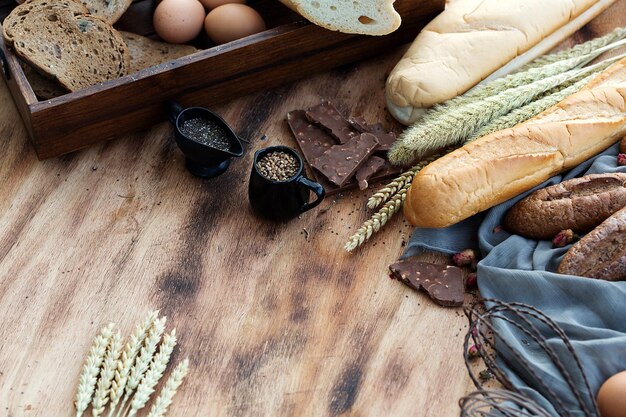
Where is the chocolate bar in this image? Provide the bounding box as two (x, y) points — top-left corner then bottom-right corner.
(306, 99), (359, 144)
(311, 133), (379, 187)
(355, 156), (385, 190)
(349, 116), (397, 152)
(389, 259), (464, 307)
(287, 110), (335, 160)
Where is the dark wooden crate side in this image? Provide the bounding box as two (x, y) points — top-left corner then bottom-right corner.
(10, 0), (444, 158)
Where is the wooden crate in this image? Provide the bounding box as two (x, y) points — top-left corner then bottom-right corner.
(0, 0), (443, 159)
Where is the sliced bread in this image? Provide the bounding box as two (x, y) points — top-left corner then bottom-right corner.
(120, 32), (198, 74)
(278, 0), (401, 36)
(20, 61), (69, 99)
(3, 0), (130, 92)
(79, 0), (133, 24)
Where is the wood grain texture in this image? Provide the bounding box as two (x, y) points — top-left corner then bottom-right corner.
(1, 2), (625, 417)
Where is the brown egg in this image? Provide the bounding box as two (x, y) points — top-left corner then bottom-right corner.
(199, 0), (246, 10)
(204, 4), (266, 45)
(598, 371), (626, 417)
(154, 0), (206, 44)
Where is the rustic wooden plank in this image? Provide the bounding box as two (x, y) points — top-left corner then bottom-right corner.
(1, 2), (625, 417)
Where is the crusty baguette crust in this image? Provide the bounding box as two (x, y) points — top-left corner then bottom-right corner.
(404, 58), (626, 228)
(385, 0), (611, 124)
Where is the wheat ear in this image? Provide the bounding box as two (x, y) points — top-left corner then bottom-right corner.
(108, 311), (159, 417)
(75, 323), (115, 417)
(115, 317), (167, 417)
(389, 61), (615, 166)
(471, 75), (596, 141)
(126, 330), (178, 417)
(345, 183), (410, 251)
(146, 359), (190, 417)
(91, 330), (123, 416)
(523, 26), (626, 69)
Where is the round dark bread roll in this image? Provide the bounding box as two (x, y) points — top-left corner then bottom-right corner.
(503, 173), (626, 240)
(557, 206), (626, 281)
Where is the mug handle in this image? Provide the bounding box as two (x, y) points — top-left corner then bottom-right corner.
(297, 175), (325, 213)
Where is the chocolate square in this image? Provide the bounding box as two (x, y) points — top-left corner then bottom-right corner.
(311, 133), (380, 187)
(389, 259), (464, 307)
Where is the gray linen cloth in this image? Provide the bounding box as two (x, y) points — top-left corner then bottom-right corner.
(402, 143), (626, 416)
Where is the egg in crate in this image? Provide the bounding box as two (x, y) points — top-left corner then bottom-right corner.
(204, 4), (266, 45)
(153, 0), (206, 44)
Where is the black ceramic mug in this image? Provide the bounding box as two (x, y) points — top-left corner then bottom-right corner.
(249, 146), (325, 221)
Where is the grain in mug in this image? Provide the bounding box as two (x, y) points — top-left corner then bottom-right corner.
(256, 151), (299, 181)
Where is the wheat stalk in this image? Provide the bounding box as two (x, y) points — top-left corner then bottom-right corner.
(75, 323), (115, 417)
(523, 26), (626, 69)
(389, 60), (617, 166)
(345, 183), (410, 252)
(467, 76), (594, 141)
(145, 359), (190, 417)
(108, 311), (159, 417)
(115, 317), (167, 417)
(126, 331), (178, 417)
(92, 330), (123, 416)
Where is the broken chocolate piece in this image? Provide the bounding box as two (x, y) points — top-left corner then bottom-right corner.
(348, 116), (371, 133)
(356, 156), (385, 190)
(287, 110), (336, 160)
(389, 259), (464, 307)
(348, 116), (397, 152)
(367, 123), (397, 152)
(306, 99), (359, 144)
(311, 133), (379, 187)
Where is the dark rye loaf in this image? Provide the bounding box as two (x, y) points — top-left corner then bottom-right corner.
(504, 173), (626, 240)
(2, 0), (129, 92)
(558, 206), (626, 281)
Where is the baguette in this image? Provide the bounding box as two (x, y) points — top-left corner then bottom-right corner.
(385, 0), (615, 125)
(403, 57), (626, 228)
(557, 206), (626, 281)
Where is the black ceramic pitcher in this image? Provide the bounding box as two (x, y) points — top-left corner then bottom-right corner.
(168, 100), (244, 178)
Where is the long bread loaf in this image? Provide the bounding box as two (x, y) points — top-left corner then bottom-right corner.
(404, 57), (626, 228)
(385, 0), (615, 125)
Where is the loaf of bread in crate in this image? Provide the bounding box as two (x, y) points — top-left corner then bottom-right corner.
(504, 173), (626, 240)
(385, 0), (615, 124)
(2, 0), (129, 92)
(278, 0), (401, 35)
(557, 206), (626, 281)
(403, 57), (626, 228)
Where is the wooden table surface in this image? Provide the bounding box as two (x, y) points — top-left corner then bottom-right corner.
(1, 2), (625, 416)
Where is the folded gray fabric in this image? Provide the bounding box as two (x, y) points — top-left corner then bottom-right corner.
(403, 143), (626, 416)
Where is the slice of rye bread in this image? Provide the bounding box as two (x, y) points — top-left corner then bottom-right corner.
(2, 0), (129, 92)
(120, 32), (198, 74)
(20, 61), (69, 99)
(79, 0), (133, 24)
